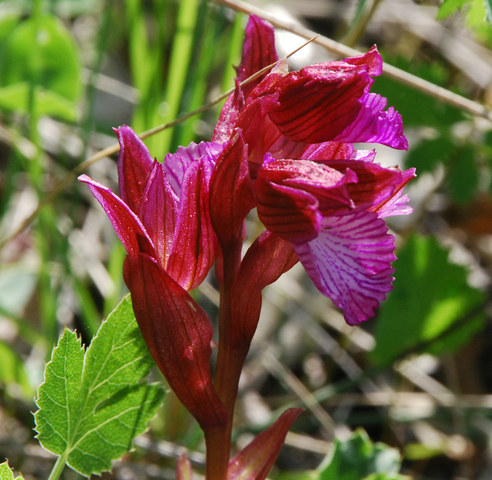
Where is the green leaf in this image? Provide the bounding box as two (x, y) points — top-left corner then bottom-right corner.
(0, 461), (24, 480)
(34, 295), (165, 477)
(318, 429), (401, 480)
(371, 235), (486, 366)
(0, 14), (80, 120)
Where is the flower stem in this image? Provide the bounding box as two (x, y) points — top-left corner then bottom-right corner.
(207, 242), (248, 479)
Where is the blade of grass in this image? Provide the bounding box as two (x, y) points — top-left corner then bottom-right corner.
(160, 0), (199, 154)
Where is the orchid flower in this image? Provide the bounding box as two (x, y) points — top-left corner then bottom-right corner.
(79, 127), (226, 430)
(210, 15), (415, 327)
(79, 14), (415, 480)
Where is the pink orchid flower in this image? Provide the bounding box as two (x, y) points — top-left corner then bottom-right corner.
(79, 127), (226, 430)
(210, 15), (415, 327)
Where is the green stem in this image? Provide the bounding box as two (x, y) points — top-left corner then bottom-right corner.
(47, 454), (68, 480)
(343, 0), (383, 47)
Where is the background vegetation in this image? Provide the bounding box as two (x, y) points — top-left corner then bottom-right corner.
(1, 0), (492, 478)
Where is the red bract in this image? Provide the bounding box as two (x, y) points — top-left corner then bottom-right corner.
(227, 408), (303, 480)
(79, 127), (226, 429)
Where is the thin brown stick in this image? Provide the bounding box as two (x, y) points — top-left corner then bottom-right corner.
(213, 0), (492, 122)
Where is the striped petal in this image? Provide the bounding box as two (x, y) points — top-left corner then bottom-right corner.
(256, 159), (358, 244)
(213, 15), (278, 142)
(167, 158), (216, 290)
(138, 162), (178, 267)
(163, 141), (223, 196)
(266, 47), (408, 149)
(78, 174), (155, 258)
(293, 211), (396, 325)
(115, 125), (154, 214)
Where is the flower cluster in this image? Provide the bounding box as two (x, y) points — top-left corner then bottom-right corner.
(80, 14), (414, 480)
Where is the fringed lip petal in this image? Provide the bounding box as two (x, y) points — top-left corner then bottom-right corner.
(293, 211), (396, 325)
(115, 125), (154, 214)
(227, 408), (303, 480)
(124, 253), (227, 429)
(262, 47), (408, 150)
(78, 174), (155, 258)
(331, 93), (408, 149)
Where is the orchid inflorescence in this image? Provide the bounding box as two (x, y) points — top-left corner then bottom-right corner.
(80, 14), (414, 480)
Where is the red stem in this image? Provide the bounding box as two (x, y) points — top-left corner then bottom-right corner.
(205, 241), (249, 479)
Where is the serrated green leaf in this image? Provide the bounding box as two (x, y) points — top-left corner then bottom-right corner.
(0, 460), (25, 480)
(0, 14), (80, 120)
(371, 235), (486, 366)
(35, 295), (165, 477)
(318, 429), (401, 480)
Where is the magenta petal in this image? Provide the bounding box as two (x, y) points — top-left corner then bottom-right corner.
(256, 159), (358, 244)
(164, 141), (223, 196)
(124, 254), (226, 429)
(115, 125), (154, 214)
(138, 162), (178, 267)
(332, 93), (408, 149)
(227, 408), (303, 480)
(167, 159), (216, 290)
(78, 174), (154, 258)
(267, 65), (370, 144)
(293, 211), (396, 325)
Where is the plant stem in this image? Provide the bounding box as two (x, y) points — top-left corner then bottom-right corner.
(47, 454), (67, 480)
(208, 241), (248, 479)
